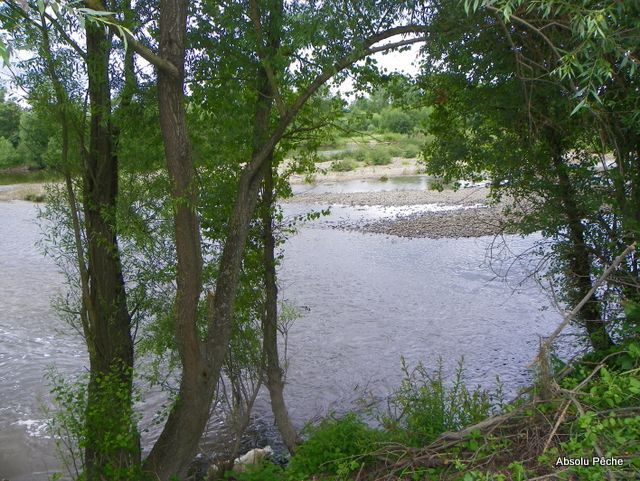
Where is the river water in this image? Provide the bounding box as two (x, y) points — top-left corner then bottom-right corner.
(0, 179), (562, 480)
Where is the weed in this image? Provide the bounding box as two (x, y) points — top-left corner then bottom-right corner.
(330, 159), (359, 172)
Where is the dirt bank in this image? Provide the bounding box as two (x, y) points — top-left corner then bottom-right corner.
(0, 183), (46, 202)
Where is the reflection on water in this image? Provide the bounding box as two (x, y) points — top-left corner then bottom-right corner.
(0, 200), (560, 480)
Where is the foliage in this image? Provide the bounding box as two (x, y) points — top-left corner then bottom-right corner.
(0, 88), (21, 146)
(45, 368), (144, 481)
(45, 369), (87, 480)
(0, 136), (19, 167)
(400, 143), (420, 159)
(286, 414), (380, 480)
(226, 357), (501, 481)
(417, 0), (639, 352)
(384, 357), (493, 446)
(330, 158), (359, 172)
(365, 147), (393, 166)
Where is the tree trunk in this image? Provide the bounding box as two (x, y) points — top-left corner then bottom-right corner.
(552, 151), (613, 352)
(261, 161), (300, 453)
(144, 0), (215, 477)
(83, 16), (138, 480)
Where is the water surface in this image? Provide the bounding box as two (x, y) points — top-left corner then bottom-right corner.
(0, 199), (560, 480)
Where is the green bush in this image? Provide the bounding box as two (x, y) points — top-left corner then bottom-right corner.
(384, 358), (492, 446)
(381, 132), (405, 142)
(287, 414), (379, 480)
(348, 148), (368, 162)
(0, 136), (19, 168)
(45, 367), (143, 481)
(224, 462), (284, 481)
(400, 143), (421, 158)
(380, 109), (415, 134)
(385, 143), (403, 157)
(330, 159), (359, 172)
(366, 148), (392, 166)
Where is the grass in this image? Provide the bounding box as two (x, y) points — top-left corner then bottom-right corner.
(225, 341), (640, 481)
(330, 159), (359, 172)
(23, 192), (46, 202)
(0, 168), (61, 185)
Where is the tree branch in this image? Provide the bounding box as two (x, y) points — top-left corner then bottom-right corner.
(535, 242), (636, 359)
(247, 0), (287, 117)
(83, 0), (179, 78)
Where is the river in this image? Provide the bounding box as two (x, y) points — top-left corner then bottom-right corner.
(0, 179), (562, 480)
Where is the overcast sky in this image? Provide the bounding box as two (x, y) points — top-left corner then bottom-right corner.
(1, 39), (423, 104)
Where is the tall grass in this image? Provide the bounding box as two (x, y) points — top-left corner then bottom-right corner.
(0, 169), (61, 185)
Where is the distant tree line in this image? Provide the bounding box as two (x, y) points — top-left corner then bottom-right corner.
(0, 88), (55, 169)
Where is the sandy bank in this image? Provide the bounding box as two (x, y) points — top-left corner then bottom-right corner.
(287, 166), (509, 238)
(288, 157), (423, 183)
(0, 183), (46, 202)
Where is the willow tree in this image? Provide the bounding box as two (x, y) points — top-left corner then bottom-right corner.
(144, 1), (431, 476)
(8, 0), (434, 478)
(2, 2), (144, 478)
(417, 0), (639, 352)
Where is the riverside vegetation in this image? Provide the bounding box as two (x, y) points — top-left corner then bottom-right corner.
(0, 0), (639, 480)
(214, 339), (640, 481)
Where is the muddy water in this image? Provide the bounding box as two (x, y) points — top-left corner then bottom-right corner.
(0, 194), (560, 480)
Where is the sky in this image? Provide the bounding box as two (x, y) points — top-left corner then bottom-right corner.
(1, 34), (424, 104)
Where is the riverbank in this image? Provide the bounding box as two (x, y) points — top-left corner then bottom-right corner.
(1, 159), (509, 239)
(288, 157), (424, 183)
(287, 159), (508, 238)
(0, 183), (46, 202)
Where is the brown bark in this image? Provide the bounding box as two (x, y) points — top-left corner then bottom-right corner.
(261, 162), (301, 453)
(143, 0), (214, 477)
(250, 0), (299, 451)
(551, 147), (613, 352)
(83, 14), (138, 480)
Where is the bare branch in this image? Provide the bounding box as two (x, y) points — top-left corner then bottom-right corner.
(535, 242), (636, 359)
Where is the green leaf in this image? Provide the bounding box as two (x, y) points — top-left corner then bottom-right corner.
(0, 42), (9, 67)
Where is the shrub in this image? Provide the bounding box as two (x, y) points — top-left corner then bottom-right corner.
(45, 368), (143, 481)
(346, 147), (368, 162)
(380, 110), (415, 134)
(381, 131), (405, 142)
(366, 148), (392, 166)
(330, 159), (359, 172)
(384, 357), (492, 446)
(385, 143), (403, 157)
(0, 136), (19, 168)
(286, 414), (379, 480)
(400, 143), (421, 159)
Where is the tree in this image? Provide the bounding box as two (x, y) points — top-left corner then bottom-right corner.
(418, 0), (638, 352)
(6, 1), (435, 479)
(145, 0), (431, 476)
(0, 88), (21, 147)
(3, 2), (144, 478)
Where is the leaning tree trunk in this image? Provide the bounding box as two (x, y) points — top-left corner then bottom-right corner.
(552, 151), (613, 352)
(145, 0), (270, 477)
(261, 160), (301, 453)
(83, 17), (138, 480)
